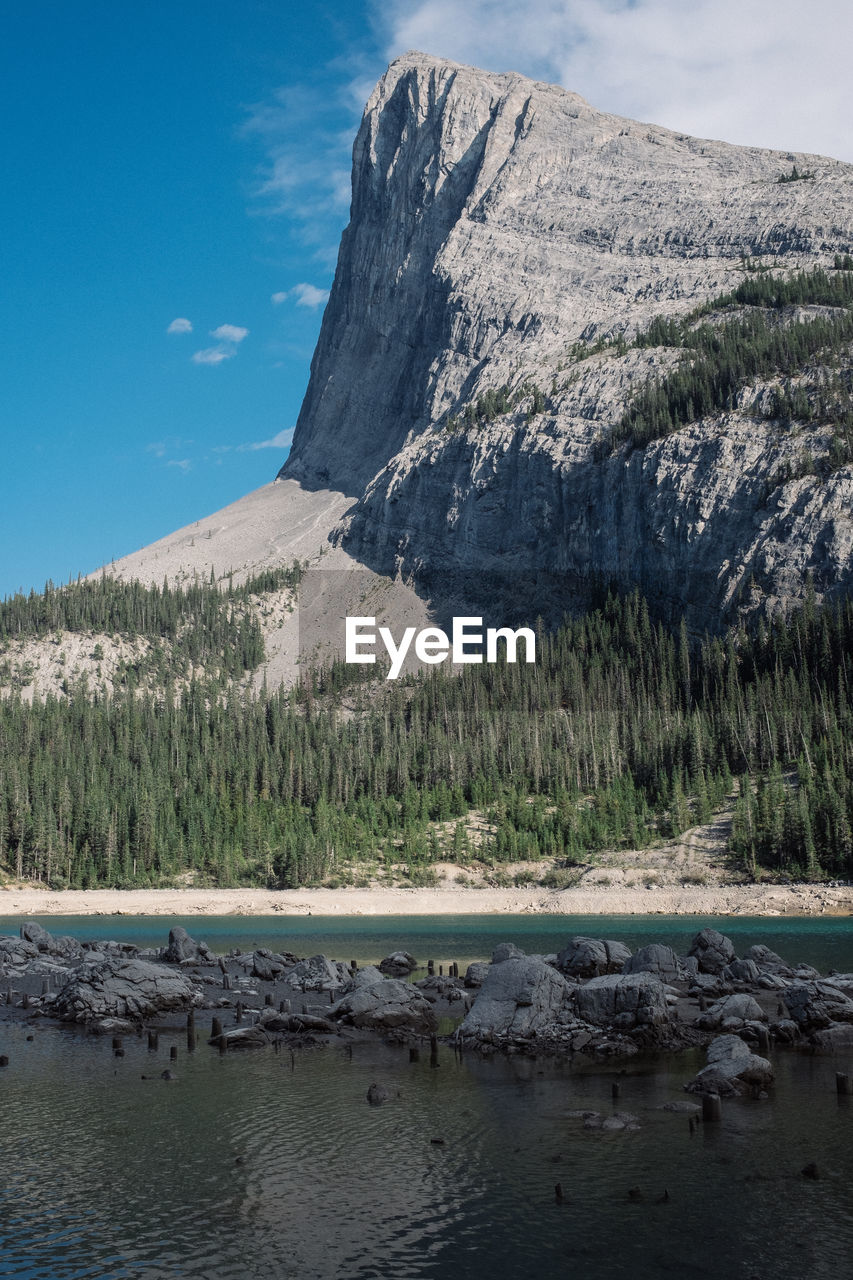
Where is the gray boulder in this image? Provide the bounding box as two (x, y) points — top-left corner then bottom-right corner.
(575, 973), (671, 1030)
(459, 953), (572, 1044)
(491, 942), (526, 963)
(696, 992), (767, 1030)
(332, 976), (437, 1035)
(686, 1034), (773, 1096)
(378, 951), (418, 977)
(464, 962), (490, 988)
(160, 927), (213, 965)
(688, 928), (736, 975)
(743, 944), (793, 977)
(622, 943), (682, 984)
(54, 957), (202, 1024)
(20, 922), (54, 951)
(251, 949), (287, 981)
(783, 981), (853, 1032)
(555, 937), (632, 978)
(728, 958), (761, 983)
(285, 955), (348, 992)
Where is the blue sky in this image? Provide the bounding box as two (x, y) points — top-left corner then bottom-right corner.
(2, 0), (850, 597)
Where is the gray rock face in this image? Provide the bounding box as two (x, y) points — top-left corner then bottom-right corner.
(783, 980), (853, 1031)
(696, 993), (768, 1030)
(622, 944), (681, 984)
(464, 962), (490, 988)
(160, 927), (213, 965)
(686, 1034), (773, 1096)
(575, 973), (671, 1030)
(459, 953), (572, 1044)
(284, 955), (349, 992)
(688, 929), (736, 975)
(53, 958), (202, 1024)
(332, 976), (437, 1035)
(378, 951), (418, 977)
(555, 937), (632, 978)
(278, 52), (853, 631)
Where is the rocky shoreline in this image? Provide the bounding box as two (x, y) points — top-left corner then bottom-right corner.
(2, 921), (853, 1103)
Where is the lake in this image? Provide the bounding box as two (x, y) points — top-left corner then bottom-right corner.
(1, 915), (851, 1278)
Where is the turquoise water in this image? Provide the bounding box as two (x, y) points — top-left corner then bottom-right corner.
(1, 913), (851, 971)
(1, 914), (852, 1278)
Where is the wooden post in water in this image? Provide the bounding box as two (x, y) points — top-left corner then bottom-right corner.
(611, 1081), (620, 1100)
(702, 1093), (722, 1123)
(409, 1047), (420, 1062)
(265, 993), (273, 1006)
(235, 1001), (243, 1024)
(836, 1072), (852, 1096)
(147, 1030), (159, 1051)
(170, 1045), (178, 1061)
(555, 1182), (564, 1204)
(427, 961), (434, 976)
(430, 1034), (439, 1069)
(211, 1017), (223, 1040)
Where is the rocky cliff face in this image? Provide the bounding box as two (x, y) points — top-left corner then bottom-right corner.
(287, 51), (853, 629)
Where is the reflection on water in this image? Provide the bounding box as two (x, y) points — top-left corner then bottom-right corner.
(1, 1019), (851, 1279)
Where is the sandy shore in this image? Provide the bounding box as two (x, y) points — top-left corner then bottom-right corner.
(0, 882), (851, 918)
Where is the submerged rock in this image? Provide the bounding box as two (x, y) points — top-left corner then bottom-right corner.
(285, 955), (349, 993)
(685, 1034), (773, 1096)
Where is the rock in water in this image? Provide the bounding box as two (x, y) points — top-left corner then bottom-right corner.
(458, 950), (572, 1045)
(555, 938), (632, 978)
(54, 958), (202, 1025)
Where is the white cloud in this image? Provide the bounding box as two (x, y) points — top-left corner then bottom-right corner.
(167, 317), (193, 334)
(192, 347), (234, 365)
(271, 284), (330, 309)
(211, 323), (249, 344)
(380, 0), (853, 161)
(167, 458), (191, 472)
(238, 427), (295, 452)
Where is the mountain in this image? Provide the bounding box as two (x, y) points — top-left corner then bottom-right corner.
(117, 51), (853, 640)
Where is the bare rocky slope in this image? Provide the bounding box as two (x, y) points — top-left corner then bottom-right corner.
(114, 51), (853, 641)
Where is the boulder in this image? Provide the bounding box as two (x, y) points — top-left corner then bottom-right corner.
(366, 1083), (391, 1106)
(378, 951), (418, 977)
(696, 993), (768, 1031)
(459, 953), (572, 1044)
(251, 949), (287, 981)
(743, 944), (793, 977)
(622, 944), (682, 984)
(464, 962), (490, 988)
(575, 973), (671, 1030)
(728, 959), (761, 984)
(783, 981), (853, 1032)
(284, 955), (349, 992)
(688, 928), (736, 975)
(54, 957), (202, 1024)
(19, 921), (54, 951)
(555, 937), (632, 978)
(332, 976), (437, 1035)
(491, 942), (526, 963)
(160, 927), (213, 965)
(685, 1033), (773, 1096)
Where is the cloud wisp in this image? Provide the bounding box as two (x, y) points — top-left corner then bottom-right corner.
(167, 317), (193, 334)
(380, 0), (853, 161)
(191, 324), (249, 366)
(238, 427), (295, 452)
(272, 284), (330, 309)
(211, 323), (249, 344)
